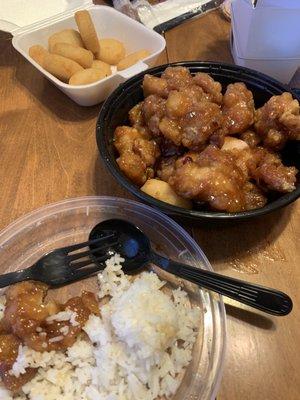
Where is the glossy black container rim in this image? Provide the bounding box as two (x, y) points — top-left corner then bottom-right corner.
(96, 61), (300, 222)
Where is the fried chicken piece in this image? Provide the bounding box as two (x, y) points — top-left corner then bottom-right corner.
(143, 68), (194, 99)
(159, 117), (182, 146)
(161, 66), (194, 90)
(223, 82), (255, 134)
(169, 146), (248, 212)
(251, 148), (298, 192)
(2, 282), (51, 340)
(129, 102), (144, 127)
(24, 293), (98, 353)
(133, 137), (160, 166)
(142, 94), (166, 136)
(180, 101), (223, 150)
(0, 333), (37, 392)
(221, 137), (298, 193)
(165, 86), (210, 119)
(114, 126), (160, 186)
(157, 156), (177, 182)
(143, 74), (169, 98)
(240, 130), (261, 148)
(159, 137), (184, 158)
(255, 92), (300, 150)
(193, 72), (223, 104)
(243, 182), (267, 210)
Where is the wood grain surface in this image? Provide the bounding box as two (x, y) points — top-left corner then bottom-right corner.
(0, 6), (299, 400)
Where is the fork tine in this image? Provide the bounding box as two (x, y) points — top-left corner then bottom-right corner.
(68, 240), (119, 262)
(72, 264), (105, 279)
(64, 232), (117, 253)
(70, 254), (110, 270)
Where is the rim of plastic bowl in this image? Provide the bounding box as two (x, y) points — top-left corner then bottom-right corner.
(0, 196), (226, 399)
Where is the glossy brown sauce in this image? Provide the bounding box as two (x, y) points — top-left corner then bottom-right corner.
(0, 281), (99, 393)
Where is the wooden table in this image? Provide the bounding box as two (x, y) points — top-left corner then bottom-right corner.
(0, 6), (299, 400)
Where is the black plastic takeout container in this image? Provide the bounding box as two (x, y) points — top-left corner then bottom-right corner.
(96, 61), (300, 223)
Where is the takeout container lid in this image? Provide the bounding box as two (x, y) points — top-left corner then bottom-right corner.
(231, 0), (300, 60)
(0, 0), (94, 36)
(4, 1), (165, 106)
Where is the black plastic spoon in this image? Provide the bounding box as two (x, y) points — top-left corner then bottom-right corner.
(89, 219), (293, 316)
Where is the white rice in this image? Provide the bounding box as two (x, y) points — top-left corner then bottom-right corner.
(0, 255), (200, 400)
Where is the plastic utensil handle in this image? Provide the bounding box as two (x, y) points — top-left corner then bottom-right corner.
(0, 268), (33, 288)
(151, 252), (293, 316)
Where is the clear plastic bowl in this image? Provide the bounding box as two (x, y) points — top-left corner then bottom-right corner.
(0, 196), (226, 400)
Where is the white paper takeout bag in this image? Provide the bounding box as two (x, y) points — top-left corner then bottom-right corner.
(231, 0), (300, 83)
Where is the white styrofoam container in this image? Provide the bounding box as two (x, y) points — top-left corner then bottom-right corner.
(230, 32), (299, 84)
(9, 4), (165, 106)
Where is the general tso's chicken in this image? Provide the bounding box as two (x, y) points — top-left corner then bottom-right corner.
(0, 333), (36, 393)
(142, 94), (166, 136)
(0, 283), (101, 392)
(240, 130), (261, 148)
(25, 294), (96, 353)
(114, 126), (160, 186)
(143, 74), (169, 98)
(161, 66), (194, 90)
(179, 101), (223, 150)
(2, 281), (51, 339)
(157, 156), (177, 182)
(221, 137), (298, 193)
(129, 102), (144, 127)
(243, 182), (267, 210)
(114, 67), (298, 212)
(193, 72), (223, 104)
(169, 146), (248, 212)
(255, 92), (300, 150)
(223, 83), (255, 134)
(251, 148), (298, 193)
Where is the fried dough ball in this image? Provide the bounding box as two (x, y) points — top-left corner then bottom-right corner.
(91, 60), (112, 76)
(97, 38), (126, 65)
(255, 92), (300, 150)
(69, 68), (107, 85)
(51, 42), (93, 68)
(43, 53), (83, 82)
(193, 72), (223, 104)
(75, 10), (99, 55)
(29, 45), (49, 67)
(117, 50), (150, 71)
(48, 29), (84, 53)
(223, 82), (255, 134)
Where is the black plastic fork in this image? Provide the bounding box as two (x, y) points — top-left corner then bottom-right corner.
(0, 232), (118, 288)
